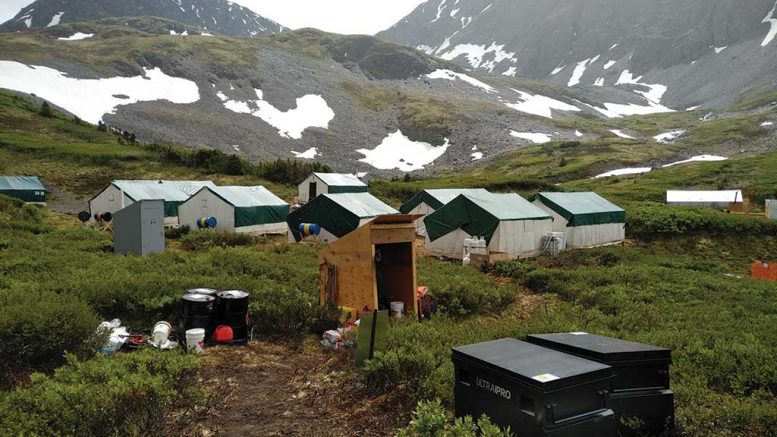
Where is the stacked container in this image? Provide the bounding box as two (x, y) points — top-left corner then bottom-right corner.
(526, 333), (674, 436)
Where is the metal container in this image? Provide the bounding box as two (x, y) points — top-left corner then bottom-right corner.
(526, 333), (674, 436)
(179, 293), (215, 343)
(215, 290), (250, 344)
(766, 200), (777, 220)
(186, 288), (218, 296)
(452, 338), (616, 437)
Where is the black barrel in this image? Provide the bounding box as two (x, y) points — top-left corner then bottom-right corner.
(179, 293), (216, 341)
(215, 290), (250, 344)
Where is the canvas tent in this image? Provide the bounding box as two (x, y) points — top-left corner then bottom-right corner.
(179, 186), (289, 234)
(666, 190), (743, 209)
(399, 188), (491, 236)
(424, 193), (553, 259)
(287, 192), (399, 243)
(90, 180), (215, 225)
(298, 173), (368, 203)
(0, 176), (47, 204)
(530, 192), (625, 248)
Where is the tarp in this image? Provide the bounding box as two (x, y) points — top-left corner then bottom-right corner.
(0, 176), (47, 202)
(314, 173), (367, 188)
(399, 188), (491, 213)
(530, 192), (625, 227)
(205, 186), (288, 227)
(425, 193), (551, 244)
(666, 190), (743, 203)
(112, 180), (215, 217)
(287, 192), (398, 241)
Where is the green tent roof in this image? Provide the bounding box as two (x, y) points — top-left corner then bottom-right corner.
(399, 188), (491, 213)
(530, 192), (625, 227)
(0, 176), (47, 202)
(425, 193), (551, 244)
(287, 192), (398, 241)
(201, 186), (289, 227)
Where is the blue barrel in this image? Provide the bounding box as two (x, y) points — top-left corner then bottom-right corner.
(197, 217), (218, 229)
(298, 223), (321, 236)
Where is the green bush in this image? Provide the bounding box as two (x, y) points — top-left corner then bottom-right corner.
(0, 288), (100, 371)
(418, 259), (514, 316)
(626, 203), (777, 236)
(0, 195), (49, 234)
(165, 225), (191, 240)
(179, 231), (258, 251)
(0, 351), (200, 436)
(397, 399), (513, 437)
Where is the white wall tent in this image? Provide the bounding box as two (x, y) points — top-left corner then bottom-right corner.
(424, 193), (553, 259)
(287, 192), (399, 243)
(89, 180), (214, 226)
(666, 190), (743, 209)
(178, 186), (289, 234)
(399, 188), (491, 237)
(531, 192), (626, 248)
(297, 173), (368, 203)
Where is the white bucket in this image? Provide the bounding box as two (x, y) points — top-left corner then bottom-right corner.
(390, 301), (405, 318)
(151, 321), (172, 346)
(186, 328), (206, 354)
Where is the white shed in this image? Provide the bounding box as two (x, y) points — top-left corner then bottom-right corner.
(666, 190), (744, 209)
(89, 180), (214, 226)
(178, 186), (289, 234)
(297, 173), (368, 203)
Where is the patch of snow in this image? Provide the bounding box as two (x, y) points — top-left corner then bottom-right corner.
(291, 147), (318, 159)
(714, 46), (727, 54)
(595, 167), (652, 178)
(416, 44), (435, 54)
(502, 66), (517, 76)
(762, 0), (777, 46)
(505, 88), (580, 119)
(232, 145), (241, 152)
(461, 16), (472, 28)
(439, 42), (517, 72)
(686, 105), (701, 111)
(426, 69), (495, 93)
(0, 61), (199, 124)
(575, 130), (583, 137)
(481, 3), (493, 13)
(356, 130), (450, 172)
(603, 60), (616, 70)
(609, 44), (619, 50)
(47, 12), (64, 27)
(551, 65), (565, 75)
(653, 129), (687, 143)
(610, 129), (636, 139)
(510, 131), (553, 144)
(762, 121), (774, 127)
(471, 152), (483, 161)
(585, 101), (674, 118)
(594, 78), (605, 86)
(471, 145), (478, 151)
(24, 17), (32, 28)
(662, 155), (727, 168)
(220, 89), (335, 140)
(58, 32), (93, 41)
(450, 8), (460, 17)
(568, 58), (591, 87)
(431, 0), (448, 23)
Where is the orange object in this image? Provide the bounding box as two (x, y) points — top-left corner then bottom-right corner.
(752, 261), (777, 282)
(212, 325), (234, 343)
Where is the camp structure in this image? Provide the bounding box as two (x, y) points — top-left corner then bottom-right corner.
(424, 192), (553, 259)
(298, 173), (368, 203)
(399, 188), (491, 236)
(178, 185), (289, 234)
(287, 192), (399, 243)
(0, 176), (47, 204)
(319, 215), (419, 316)
(113, 200), (165, 256)
(90, 180), (215, 226)
(666, 190), (745, 211)
(530, 192), (625, 248)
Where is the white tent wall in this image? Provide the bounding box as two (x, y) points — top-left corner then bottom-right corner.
(490, 219), (553, 258)
(89, 185), (133, 220)
(236, 223), (288, 235)
(178, 188), (235, 231)
(408, 202), (435, 236)
(425, 228), (470, 259)
(532, 200), (625, 248)
(297, 174), (329, 204)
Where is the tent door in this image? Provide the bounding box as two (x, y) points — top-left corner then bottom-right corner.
(309, 181), (317, 201)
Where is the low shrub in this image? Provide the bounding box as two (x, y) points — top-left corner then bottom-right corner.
(165, 225), (190, 240)
(0, 195), (49, 234)
(179, 231), (258, 251)
(0, 288), (100, 371)
(397, 400), (513, 437)
(418, 259), (514, 316)
(626, 203), (777, 236)
(0, 351), (200, 436)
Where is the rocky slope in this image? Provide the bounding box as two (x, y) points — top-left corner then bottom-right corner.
(379, 0), (777, 108)
(0, 0), (283, 36)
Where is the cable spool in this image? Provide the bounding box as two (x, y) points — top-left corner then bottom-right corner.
(94, 212), (112, 222)
(298, 223), (321, 236)
(197, 217), (218, 229)
(77, 211), (91, 223)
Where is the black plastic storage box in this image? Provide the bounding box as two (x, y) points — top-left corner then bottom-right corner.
(452, 338), (616, 437)
(526, 333), (674, 435)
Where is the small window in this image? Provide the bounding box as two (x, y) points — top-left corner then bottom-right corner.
(520, 396), (535, 416)
(458, 368), (471, 386)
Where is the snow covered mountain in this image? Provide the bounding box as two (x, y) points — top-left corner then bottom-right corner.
(0, 0), (283, 37)
(379, 0), (777, 108)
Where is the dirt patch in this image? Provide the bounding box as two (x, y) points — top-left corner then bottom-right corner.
(177, 338), (410, 436)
